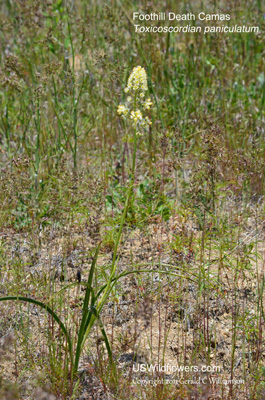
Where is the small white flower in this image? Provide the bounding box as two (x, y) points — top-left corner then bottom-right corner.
(117, 104), (129, 116)
(143, 98), (152, 110)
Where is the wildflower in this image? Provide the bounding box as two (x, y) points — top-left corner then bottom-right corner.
(143, 98), (152, 110)
(117, 66), (152, 134)
(125, 66), (148, 95)
(130, 109), (143, 128)
(117, 104), (129, 117)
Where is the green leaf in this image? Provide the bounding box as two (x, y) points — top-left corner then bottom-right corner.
(0, 296), (73, 363)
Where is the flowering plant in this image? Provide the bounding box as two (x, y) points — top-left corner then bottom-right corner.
(117, 66), (152, 135)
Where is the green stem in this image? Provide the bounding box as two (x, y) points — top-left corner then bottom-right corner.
(81, 126), (138, 352)
(73, 244), (100, 374)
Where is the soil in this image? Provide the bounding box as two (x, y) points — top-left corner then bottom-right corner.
(1, 212), (265, 399)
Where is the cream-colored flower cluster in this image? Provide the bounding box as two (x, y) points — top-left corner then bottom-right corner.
(117, 104), (129, 116)
(125, 66), (148, 94)
(117, 66), (152, 135)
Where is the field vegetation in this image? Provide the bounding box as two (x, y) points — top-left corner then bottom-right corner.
(0, 0), (264, 399)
